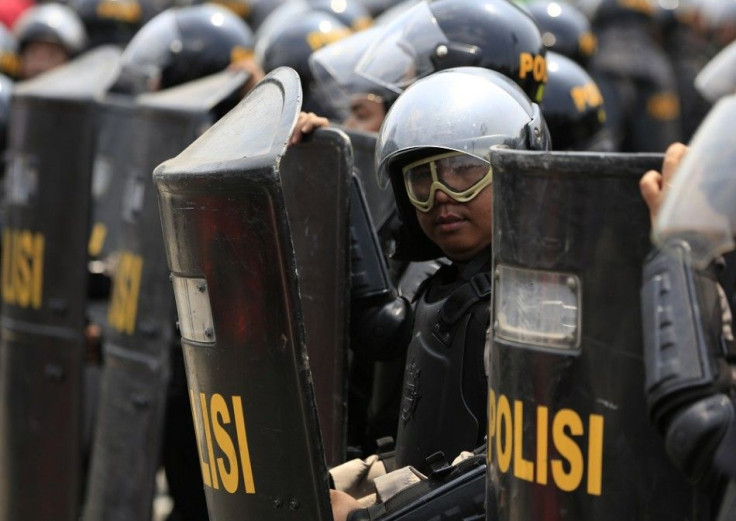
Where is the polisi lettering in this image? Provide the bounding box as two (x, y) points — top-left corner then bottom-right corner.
(488, 390), (604, 496)
(97, 0), (142, 23)
(519, 53), (548, 84)
(0, 52), (20, 77)
(570, 83), (604, 113)
(1, 228), (44, 309)
(230, 46), (254, 65)
(213, 0), (251, 17)
(107, 251), (143, 334)
(306, 28), (352, 52)
(189, 389), (256, 494)
(618, 0), (655, 15)
(88, 222), (107, 257)
(578, 32), (597, 57)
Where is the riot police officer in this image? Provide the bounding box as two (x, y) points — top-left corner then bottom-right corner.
(308, 26), (399, 130)
(67, 0), (144, 48)
(541, 51), (614, 151)
(13, 3), (88, 79)
(526, 0), (597, 67)
(329, 66), (549, 520)
(112, 3), (255, 94)
(259, 10), (351, 116)
(586, 0), (682, 151)
(354, 0), (547, 104)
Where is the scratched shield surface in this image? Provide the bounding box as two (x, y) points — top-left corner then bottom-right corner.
(488, 150), (711, 521)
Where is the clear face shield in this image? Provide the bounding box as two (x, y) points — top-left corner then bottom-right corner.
(354, 0), (449, 94)
(695, 39), (736, 104)
(653, 95), (736, 269)
(308, 27), (383, 119)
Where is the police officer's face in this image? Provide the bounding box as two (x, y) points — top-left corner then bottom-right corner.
(343, 94), (386, 133)
(415, 184), (492, 262)
(20, 41), (70, 80)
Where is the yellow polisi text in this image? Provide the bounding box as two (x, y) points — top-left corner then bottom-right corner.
(190, 390), (256, 495)
(0, 52), (20, 77)
(488, 390), (604, 496)
(2, 228), (44, 309)
(306, 28), (352, 52)
(97, 0), (142, 23)
(107, 251), (143, 334)
(570, 83), (604, 113)
(88, 222), (107, 257)
(519, 53), (548, 84)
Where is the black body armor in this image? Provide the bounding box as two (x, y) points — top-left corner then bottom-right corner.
(394, 253), (491, 473)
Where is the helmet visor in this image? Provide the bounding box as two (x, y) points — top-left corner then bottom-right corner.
(354, 0), (447, 94)
(654, 96), (736, 268)
(402, 151), (492, 212)
(695, 40), (736, 103)
(309, 27), (382, 118)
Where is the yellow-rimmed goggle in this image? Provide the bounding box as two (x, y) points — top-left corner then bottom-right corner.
(401, 151), (492, 212)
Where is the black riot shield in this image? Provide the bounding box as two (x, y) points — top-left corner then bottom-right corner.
(82, 71), (247, 521)
(88, 94), (139, 269)
(487, 150), (711, 521)
(154, 67), (351, 519)
(0, 46), (121, 521)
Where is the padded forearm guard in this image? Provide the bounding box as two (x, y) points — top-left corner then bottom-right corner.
(642, 241), (736, 484)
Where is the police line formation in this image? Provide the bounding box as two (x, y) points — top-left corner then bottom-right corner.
(0, 0), (734, 520)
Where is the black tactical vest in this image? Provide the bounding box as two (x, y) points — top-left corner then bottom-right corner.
(394, 252), (491, 473)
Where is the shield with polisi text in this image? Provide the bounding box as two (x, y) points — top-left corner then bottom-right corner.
(154, 67), (351, 519)
(488, 149), (712, 521)
(82, 70), (248, 521)
(0, 46), (121, 521)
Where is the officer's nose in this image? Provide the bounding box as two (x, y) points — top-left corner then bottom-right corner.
(434, 188), (452, 205)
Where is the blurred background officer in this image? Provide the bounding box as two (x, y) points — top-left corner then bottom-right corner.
(527, 0), (598, 67)
(354, 0), (547, 104)
(259, 9), (351, 115)
(585, 0), (682, 152)
(540, 51), (613, 150)
(309, 0), (547, 146)
(111, 3), (254, 94)
(13, 3), (88, 79)
(254, 0), (373, 116)
(67, 0), (149, 48)
(309, 26), (395, 130)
